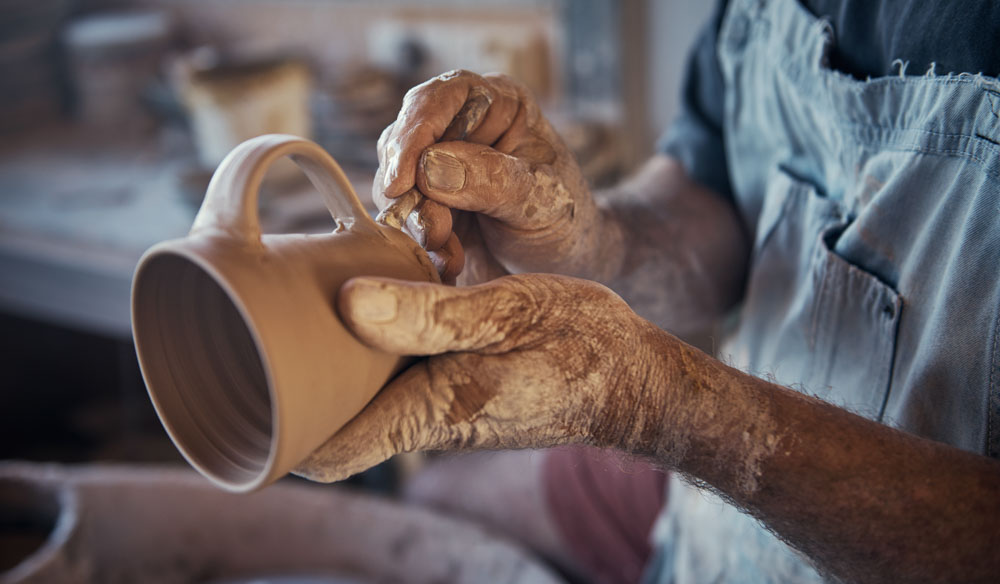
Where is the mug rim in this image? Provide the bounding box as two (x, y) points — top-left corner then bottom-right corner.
(131, 240), (280, 493)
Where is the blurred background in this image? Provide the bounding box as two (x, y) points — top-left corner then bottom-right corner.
(0, 0), (713, 582)
(0, 0), (713, 475)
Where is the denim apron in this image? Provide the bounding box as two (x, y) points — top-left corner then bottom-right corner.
(644, 0), (1000, 581)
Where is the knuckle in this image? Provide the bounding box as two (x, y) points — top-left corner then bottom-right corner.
(504, 276), (553, 317)
(437, 68), (474, 82)
(402, 121), (434, 146)
(507, 274), (626, 331)
(405, 69), (476, 100)
(468, 279), (543, 350)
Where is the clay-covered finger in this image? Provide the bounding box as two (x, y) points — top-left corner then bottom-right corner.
(380, 71), (481, 199)
(375, 189), (422, 230)
(416, 142), (536, 222)
(335, 272), (569, 357)
(427, 231), (465, 284)
(466, 74), (526, 144)
(404, 198), (453, 250)
(380, 71), (523, 201)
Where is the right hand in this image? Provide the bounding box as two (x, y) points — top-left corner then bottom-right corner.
(374, 70), (610, 285)
(296, 272), (673, 482)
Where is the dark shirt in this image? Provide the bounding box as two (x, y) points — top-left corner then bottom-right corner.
(660, 0), (1000, 198)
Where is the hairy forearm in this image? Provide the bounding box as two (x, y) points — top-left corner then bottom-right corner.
(594, 155), (749, 334)
(616, 335), (1000, 583)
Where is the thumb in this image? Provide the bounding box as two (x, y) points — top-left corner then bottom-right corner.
(337, 276), (538, 356)
(416, 142), (535, 223)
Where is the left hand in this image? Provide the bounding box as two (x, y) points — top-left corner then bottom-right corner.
(371, 70), (616, 285)
(295, 273), (670, 482)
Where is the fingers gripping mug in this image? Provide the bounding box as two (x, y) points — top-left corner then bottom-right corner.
(131, 134), (439, 492)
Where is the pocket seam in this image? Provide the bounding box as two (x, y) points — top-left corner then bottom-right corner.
(811, 224), (903, 419)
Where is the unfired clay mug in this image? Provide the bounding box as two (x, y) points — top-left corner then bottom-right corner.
(131, 134), (439, 493)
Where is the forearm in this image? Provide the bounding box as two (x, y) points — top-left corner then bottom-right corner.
(613, 335), (1000, 583)
(593, 155), (749, 334)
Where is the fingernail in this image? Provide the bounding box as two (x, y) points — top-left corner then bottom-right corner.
(350, 282), (398, 324)
(423, 150), (465, 191)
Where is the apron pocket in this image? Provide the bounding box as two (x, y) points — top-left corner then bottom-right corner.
(727, 169), (901, 420)
(803, 224), (902, 419)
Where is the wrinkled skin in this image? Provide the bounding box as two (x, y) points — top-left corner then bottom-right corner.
(371, 70), (621, 285)
(298, 71), (1000, 584)
(296, 274), (671, 482)
(298, 272), (1000, 584)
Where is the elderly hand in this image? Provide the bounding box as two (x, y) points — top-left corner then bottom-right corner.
(294, 273), (671, 483)
(373, 70), (621, 285)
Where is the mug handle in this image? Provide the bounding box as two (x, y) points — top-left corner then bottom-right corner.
(191, 134), (378, 243)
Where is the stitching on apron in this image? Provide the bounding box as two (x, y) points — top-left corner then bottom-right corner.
(975, 133), (1000, 147)
(774, 64), (1000, 141)
(765, 60), (1000, 179)
(848, 144), (1000, 182)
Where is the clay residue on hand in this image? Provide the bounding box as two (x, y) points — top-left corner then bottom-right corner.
(443, 374), (496, 425)
(664, 341), (786, 498)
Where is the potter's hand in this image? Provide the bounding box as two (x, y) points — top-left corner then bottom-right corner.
(295, 273), (669, 482)
(373, 70), (617, 285)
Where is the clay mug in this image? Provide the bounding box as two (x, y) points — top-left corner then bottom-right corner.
(131, 134), (439, 493)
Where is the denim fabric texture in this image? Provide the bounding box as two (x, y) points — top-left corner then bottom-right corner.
(646, 0), (1000, 581)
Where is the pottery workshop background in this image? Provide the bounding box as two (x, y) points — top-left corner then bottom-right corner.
(0, 0), (710, 481)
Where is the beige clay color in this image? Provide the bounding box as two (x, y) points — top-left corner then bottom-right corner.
(131, 134), (439, 493)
